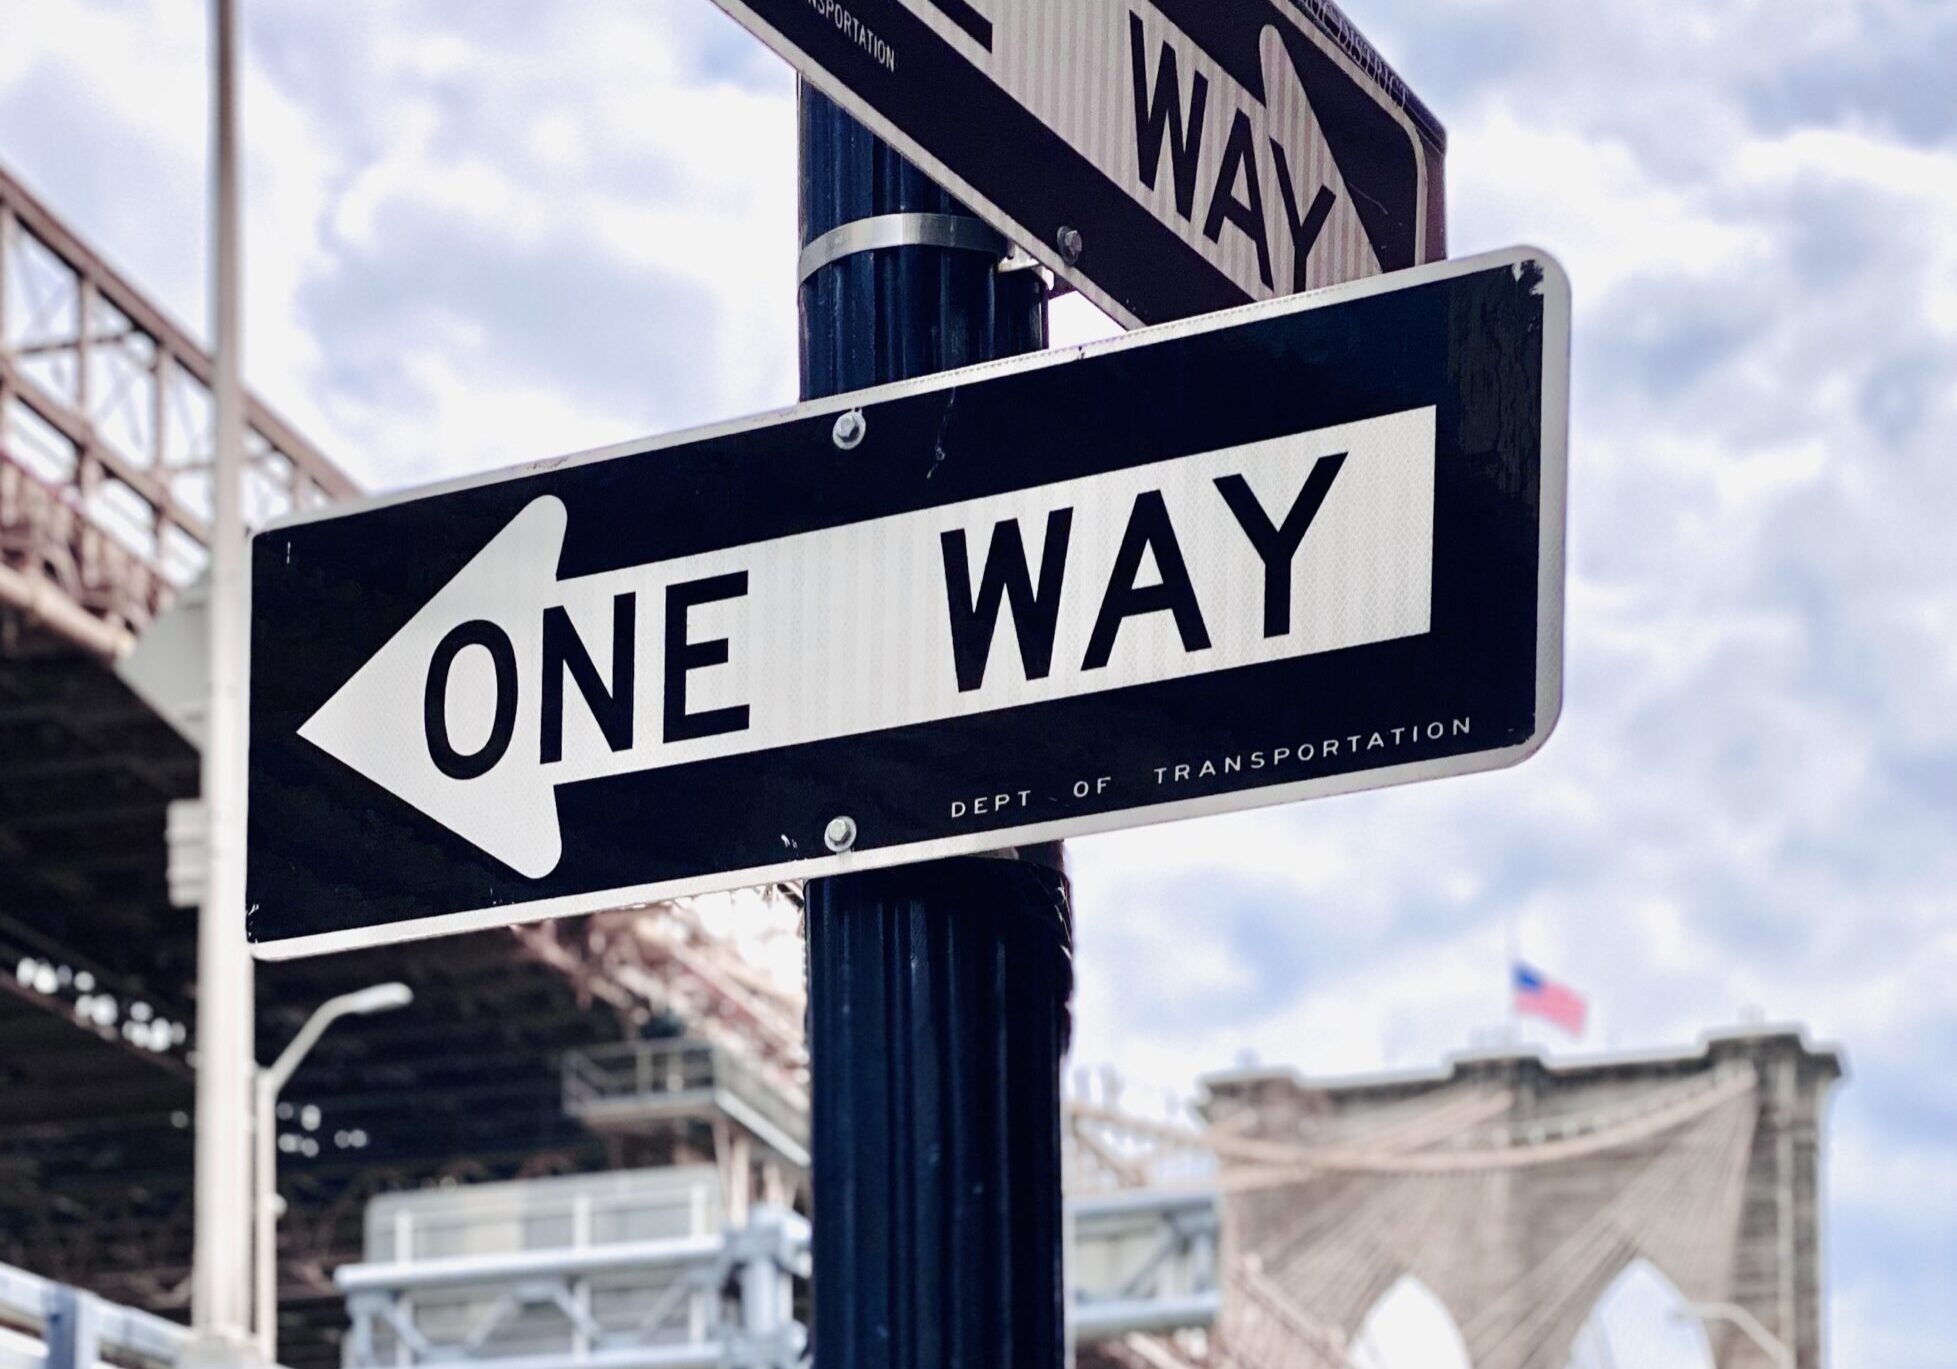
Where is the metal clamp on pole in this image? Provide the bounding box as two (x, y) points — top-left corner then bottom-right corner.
(797, 212), (1007, 282)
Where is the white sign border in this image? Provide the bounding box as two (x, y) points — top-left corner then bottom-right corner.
(251, 246), (1569, 960)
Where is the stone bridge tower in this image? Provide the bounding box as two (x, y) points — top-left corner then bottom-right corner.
(1193, 1028), (1843, 1369)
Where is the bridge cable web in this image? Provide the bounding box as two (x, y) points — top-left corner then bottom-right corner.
(1068, 1062), (1763, 1369)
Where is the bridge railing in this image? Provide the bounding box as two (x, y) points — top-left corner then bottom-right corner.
(0, 161), (358, 653)
(0, 1258), (221, 1369)
(337, 1206), (808, 1369)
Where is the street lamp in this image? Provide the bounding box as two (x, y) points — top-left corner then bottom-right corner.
(256, 983), (413, 1361)
(1675, 1301), (1795, 1369)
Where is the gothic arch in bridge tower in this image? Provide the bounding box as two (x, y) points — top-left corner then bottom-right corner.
(1519, 1243), (1736, 1369)
(1563, 1258), (1714, 1369)
(1186, 1030), (1841, 1369)
(1348, 1273), (1470, 1369)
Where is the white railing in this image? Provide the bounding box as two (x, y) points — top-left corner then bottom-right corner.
(337, 1184), (1223, 1368)
(338, 1207), (808, 1369)
(0, 1260), (208, 1369)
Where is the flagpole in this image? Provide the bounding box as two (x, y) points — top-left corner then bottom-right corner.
(1502, 912), (1518, 1048)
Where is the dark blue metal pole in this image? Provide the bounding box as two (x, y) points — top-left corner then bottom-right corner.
(798, 84), (1071, 1369)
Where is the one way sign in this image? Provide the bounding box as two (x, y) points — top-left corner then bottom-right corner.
(713, 0), (1446, 325)
(247, 250), (1567, 958)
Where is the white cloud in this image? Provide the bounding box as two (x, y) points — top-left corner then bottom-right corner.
(6, 1), (1955, 1360)
(2, 1), (802, 485)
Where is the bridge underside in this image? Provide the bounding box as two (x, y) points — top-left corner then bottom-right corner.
(0, 636), (198, 1127)
(0, 157), (694, 1369)
(0, 647), (630, 1366)
(0, 597), (809, 1369)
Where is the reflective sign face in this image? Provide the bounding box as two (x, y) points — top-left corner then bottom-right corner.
(248, 250), (1568, 957)
(712, 0), (1443, 325)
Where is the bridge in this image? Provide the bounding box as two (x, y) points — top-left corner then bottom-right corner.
(1068, 1028), (1842, 1369)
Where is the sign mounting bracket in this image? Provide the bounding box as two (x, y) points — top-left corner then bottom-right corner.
(797, 212), (1008, 282)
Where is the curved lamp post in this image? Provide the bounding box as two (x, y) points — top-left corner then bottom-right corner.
(256, 983), (413, 1360)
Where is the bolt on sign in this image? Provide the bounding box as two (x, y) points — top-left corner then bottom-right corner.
(713, 0), (1446, 326)
(247, 250), (1568, 958)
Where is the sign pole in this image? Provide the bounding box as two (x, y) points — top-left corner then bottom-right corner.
(797, 85), (1073, 1368)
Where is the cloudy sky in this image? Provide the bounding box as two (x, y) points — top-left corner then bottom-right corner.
(4, 0), (1954, 1363)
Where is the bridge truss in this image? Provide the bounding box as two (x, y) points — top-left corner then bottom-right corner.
(0, 161), (352, 657)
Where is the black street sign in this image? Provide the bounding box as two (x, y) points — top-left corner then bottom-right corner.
(247, 249), (1567, 957)
(717, 0), (1446, 326)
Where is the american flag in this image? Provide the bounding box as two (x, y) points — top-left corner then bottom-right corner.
(1513, 962), (1587, 1036)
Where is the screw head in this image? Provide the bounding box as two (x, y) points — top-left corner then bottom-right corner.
(824, 815), (858, 853)
(1056, 225), (1084, 266)
(831, 409), (867, 450)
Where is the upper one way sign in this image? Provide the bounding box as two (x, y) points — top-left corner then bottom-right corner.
(714, 0), (1446, 325)
(247, 250), (1568, 957)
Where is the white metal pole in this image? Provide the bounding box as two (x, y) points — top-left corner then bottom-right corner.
(252, 986), (412, 1360)
(190, 0), (257, 1353)
(254, 1074), (278, 1361)
(1503, 913), (1518, 1047)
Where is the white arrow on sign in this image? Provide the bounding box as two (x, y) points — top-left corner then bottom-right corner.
(299, 407), (1437, 878)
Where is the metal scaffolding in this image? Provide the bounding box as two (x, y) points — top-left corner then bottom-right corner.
(337, 1208), (810, 1369)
